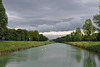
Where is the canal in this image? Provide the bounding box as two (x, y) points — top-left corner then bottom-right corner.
(0, 43), (100, 67)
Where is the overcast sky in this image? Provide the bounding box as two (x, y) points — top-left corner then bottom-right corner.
(3, 0), (99, 32)
(2, 0), (99, 39)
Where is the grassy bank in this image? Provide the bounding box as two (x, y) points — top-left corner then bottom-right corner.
(66, 42), (100, 53)
(0, 41), (53, 55)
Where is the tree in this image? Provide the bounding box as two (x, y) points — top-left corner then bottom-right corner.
(39, 34), (48, 41)
(23, 30), (29, 41)
(91, 33), (98, 41)
(74, 27), (82, 41)
(29, 30), (40, 41)
(0, 0), (8, 28)
(93, 5), (100, 41)
(0, 0), (8, 40)
(93, 14), (100, 31)
(0, 0), (49, 41)
(16, 29), (24, 41)
(0, 27), (5, 40)
(83, 19), (96, 42)
(65, 35), (71, 42)
(70, 32), (75, 41)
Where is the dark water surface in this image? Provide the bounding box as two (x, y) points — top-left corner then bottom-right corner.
(0, 43), (100, 67)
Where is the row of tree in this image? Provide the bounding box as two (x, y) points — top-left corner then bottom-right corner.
(0, 28), (48, 41)
(53, 15), (100, 42)
(0, 0), (48, 41)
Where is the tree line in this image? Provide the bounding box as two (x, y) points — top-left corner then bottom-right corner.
(53, 13), (100, 42)
(0, 28), (48, 41)
(0, 0), (48, 41)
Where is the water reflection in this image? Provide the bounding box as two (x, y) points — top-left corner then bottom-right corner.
(0, 55), (10, 67)
(75, 49), (82, 62)
(83, 51), (96, 67)
(96, 53), (100, 61)
(73, 47), (99, 67)
(0, 43), (100, 67)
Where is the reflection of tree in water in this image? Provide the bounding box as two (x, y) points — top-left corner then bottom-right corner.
(74, 48), (98, 67)
(96, 53), (100, 61)
(0, 55), (10, 67)
(10, 51), (28, 62)
(72, 46), (82, 63)
(75, 49), (82, 62)
(9, 47), (44, 62)
(83, 51), (96, 67)
(0, 48), (43, 67)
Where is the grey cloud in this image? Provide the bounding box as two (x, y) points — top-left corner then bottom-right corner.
(23, 17), (84, 32)
(59, 18), (74, 22)
(3, 0), (99, 32)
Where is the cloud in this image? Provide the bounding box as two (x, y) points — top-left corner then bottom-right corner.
(40, 31), (75, 39)
(3, 0), (99, 32)
(32, 17), (84, 32)
(40, 31), (74, 36)
(40, 30), (74, 40)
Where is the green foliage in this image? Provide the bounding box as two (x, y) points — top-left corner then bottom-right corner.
(17, 29), (25, 41)
(0, 0), (8, 28)
(93, 14), (100, 40)
(93, 14), (100, 31)
(91, 33), (98, 41)
(97, 33), (100, 41)
(29, 30), (39, 41)
(53, 26), (99, 42)
(82, 35), (89, 41)
(53, 27), (83, 42)
(39, 34), (48, 41)
(74, 27), (82, 41)
(0, 0), (8, 40)
(0, 27), (5, 40)
(83, 19), (96, 41)
(0, 28), (48, 41)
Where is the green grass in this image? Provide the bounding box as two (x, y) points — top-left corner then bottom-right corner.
(66, 41), (100, 53)
(0, 41), (54, 52)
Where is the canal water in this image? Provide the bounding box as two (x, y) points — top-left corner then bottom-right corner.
(0, 43), (100, 67)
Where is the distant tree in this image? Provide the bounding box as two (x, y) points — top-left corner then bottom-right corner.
(16, 29), (24, 41)
(29, 30), (40, 41)
(65, 35), (71, 42)
(33, 30), (39, 41)
(39, 34), (43, 41)
(4, 28), (10, 40)
(23, 30), (29, 41)
(74, 27), (82, 41)
(70, 32), (75, 41)
(83, 19), (96, 42)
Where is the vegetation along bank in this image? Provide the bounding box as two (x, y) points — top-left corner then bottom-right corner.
(65, 42), (100, 53)
(0, 41), (53, 55)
